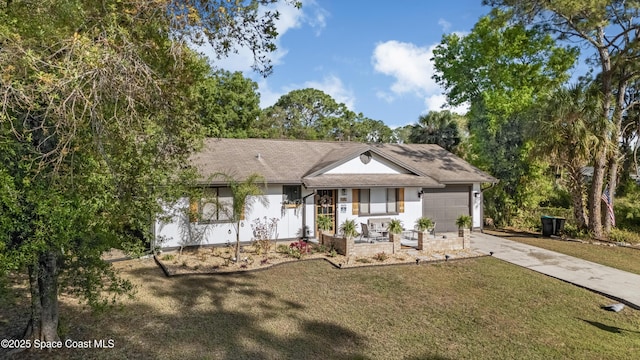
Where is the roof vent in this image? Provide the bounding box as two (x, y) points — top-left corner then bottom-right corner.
(256, 153), (261, 159)
(359, 151), (371, 164)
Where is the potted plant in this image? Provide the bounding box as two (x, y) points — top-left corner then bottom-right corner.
(456, 214), (472, 238)
(316, 214), (333, 245)
(387, 219), (403, 253)
(388, 219), (403, 235)
(317, 215), (333, 233)
(415, 217), (434, 232)
(415, 217), (434, 251)
(339, 219), (358, 240)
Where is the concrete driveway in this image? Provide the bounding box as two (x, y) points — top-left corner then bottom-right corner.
(471, 232), (640, 309)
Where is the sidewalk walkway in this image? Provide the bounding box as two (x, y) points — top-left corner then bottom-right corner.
(471, 232), (640, 309)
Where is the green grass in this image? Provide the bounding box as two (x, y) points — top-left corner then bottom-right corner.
(2, 258), (640, 359)
(487, 229), (640, 275)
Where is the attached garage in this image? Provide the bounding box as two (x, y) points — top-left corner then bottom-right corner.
(422, 185), (471, 232)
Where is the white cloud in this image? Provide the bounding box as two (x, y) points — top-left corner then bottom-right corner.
(438, 18), (452, 32)
(424, 94), (469, 115)
(256, 79), (282, 109)
(372, 40), (470, 115)
(375, 90), (395, 103)
(198, 0), (328, 73)
(302, 75), (355, 109)
(372, 40), (440, 96)
(301, 0), (330, 36)
(258, 75), (356, 110)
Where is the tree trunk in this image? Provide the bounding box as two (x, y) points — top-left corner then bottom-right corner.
(567, 165), (588, 229)
(22, 264), (42, 340)
(38, 251), (60, 341)
(23, 251), (60, 342)
(588, 28), (611, 240)
(589, 150), (607, 239)
(235, 221), (241, 262)
(605, 157), (619, 234)
(603, 71), (629, 234)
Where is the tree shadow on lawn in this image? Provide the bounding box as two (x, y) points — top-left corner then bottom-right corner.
(580, 319), (640, 335)
(26, 261), (370, 360)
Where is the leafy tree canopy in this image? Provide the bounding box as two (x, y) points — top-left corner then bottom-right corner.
(254, 88), (394, 142)
(0, 0), (299, 342)
(198, 70), (262, 138)
(432, 11), (578, 130)
(484, 0), (640, 237)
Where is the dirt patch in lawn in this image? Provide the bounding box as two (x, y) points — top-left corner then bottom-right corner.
(154, 241), (486, 276)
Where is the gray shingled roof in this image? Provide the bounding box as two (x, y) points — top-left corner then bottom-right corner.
(191, 138), (497, 186)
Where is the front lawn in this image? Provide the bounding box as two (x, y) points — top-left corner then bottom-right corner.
(2, 257), (639, 359)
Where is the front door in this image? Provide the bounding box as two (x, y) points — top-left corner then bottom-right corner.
(316, 189), (336, 235)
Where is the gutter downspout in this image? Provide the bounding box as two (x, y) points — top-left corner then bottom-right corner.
(301, 190), (317, 241)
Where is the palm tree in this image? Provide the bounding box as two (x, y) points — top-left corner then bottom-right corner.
(408, 110), (464, 153)
(535, 83), (603, 229)
(214, 173), (268, 262)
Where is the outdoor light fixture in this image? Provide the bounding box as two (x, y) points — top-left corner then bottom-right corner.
(445, 254), (450, 261)
(473, 191), (480, 198)
(228, 229), (232, 234)
(415, 258), (420, 265)
(490, 251), (494, 256)
(418, 190), (424, 198)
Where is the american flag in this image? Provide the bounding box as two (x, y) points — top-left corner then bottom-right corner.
(601, 185), (616, 227)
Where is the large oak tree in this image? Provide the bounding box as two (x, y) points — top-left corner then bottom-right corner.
(0, 0), (299, 344)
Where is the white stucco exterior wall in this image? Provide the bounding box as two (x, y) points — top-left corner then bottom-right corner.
(325, 154), (408, 174)
(154, 185), (313, 249)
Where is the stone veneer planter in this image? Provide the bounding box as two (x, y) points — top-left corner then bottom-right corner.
(418, 231), (469, 252)
(321, 233), (401, 257)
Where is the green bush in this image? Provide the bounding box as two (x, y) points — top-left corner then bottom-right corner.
(614, 193), (640, 232)
(562, 223), (591, 240)
(608, 228), (640, 245)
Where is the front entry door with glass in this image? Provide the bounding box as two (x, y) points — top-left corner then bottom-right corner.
(315, 189), (336, 235)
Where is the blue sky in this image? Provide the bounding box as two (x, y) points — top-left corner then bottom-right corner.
(204, 0), (492, 128)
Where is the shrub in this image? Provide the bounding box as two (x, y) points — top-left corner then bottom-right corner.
(356, 258), (372, 264)
(455, 215), (472, 229)
(388, 219), (403, 235)
(415, 217), (434, 231)
(317, 215), (333, 233)
(339, 219), (358, 239)
(608, 228), (640, 245)
(253, 240), (271, 255)
(312, 243), (327, 253)
(288, 240), (310, 259)
(614, 193), (640, 232)
(161, 254), (175, 261)
(121, 241), (146, 259)
(374, 252), (388, 262)
(562, 222), (591, 240)
(276, 244), (290, 254)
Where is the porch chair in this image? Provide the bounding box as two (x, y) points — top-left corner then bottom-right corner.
(360, 223), (383, 243)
